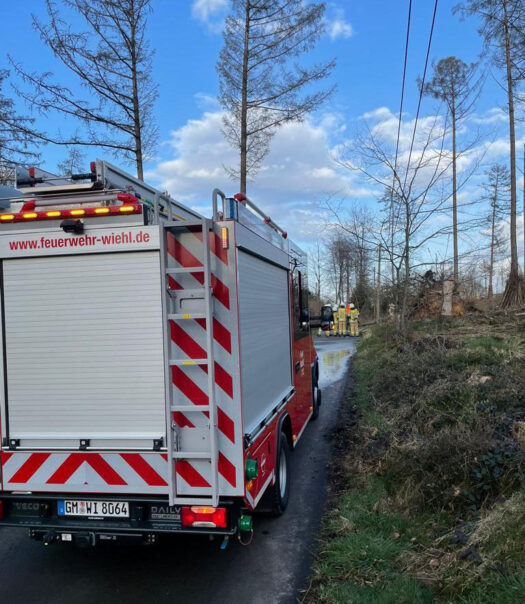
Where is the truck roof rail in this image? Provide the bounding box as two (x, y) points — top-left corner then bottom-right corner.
(1, 159), (203, 224)
(213, 188), (287, 239)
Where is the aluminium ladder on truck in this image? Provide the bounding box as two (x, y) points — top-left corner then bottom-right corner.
(161, 219), (220, 506)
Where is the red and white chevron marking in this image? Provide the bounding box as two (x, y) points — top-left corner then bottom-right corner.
(1, 451), (169, 494)
(166, 224), (243, 497)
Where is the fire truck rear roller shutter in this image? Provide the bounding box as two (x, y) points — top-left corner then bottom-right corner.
(2, 251), (166, 447)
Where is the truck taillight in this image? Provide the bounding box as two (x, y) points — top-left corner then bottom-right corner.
(0, 501), (4, 520)
(181, 506), (227, 528)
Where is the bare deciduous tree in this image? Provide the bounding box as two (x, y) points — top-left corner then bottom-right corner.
(337, 114), (467, 334)
(326, 231), (349, 304)
(481, 164), (510, 298)
(322, 204), (375, 312)
(217, 0), (335, 193)
(455, 0), (524, 306)
(0, 69), (40, 179)
(11, 0), (158, 180)
(423, 56), (483, 286)
(309, 240), (323, 304)
(56, 148), (86, 176)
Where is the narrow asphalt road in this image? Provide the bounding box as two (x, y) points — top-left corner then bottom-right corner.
(0, 336), (356, 604)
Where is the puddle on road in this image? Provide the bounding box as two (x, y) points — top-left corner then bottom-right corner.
(316, 339), (355, 388)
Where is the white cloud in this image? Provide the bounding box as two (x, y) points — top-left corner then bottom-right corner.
(487, 213), (525, 284)
(360, 107), (448, 165)
(191, 0), (227, 31)
(471, 107), (507, 125)
(194, 92), (220, 110)
(477, 132), (525, 163)
(148, 101), (523, 248)
(326, 8), (353, 40)
(147, 110), (372, 243)
(361, 107), (393, 121)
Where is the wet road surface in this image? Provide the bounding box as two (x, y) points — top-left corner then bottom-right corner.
(0, 336), (357, 604)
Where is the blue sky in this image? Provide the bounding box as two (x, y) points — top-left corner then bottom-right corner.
(1, 1), (497, 161)
(1, 1), (523, 269)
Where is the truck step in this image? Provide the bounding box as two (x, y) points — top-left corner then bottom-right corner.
(172, 497), (219, 505)
(169, 288), (206, 299)
(170, 405), (211, 412)
(172, 452), (212, 459)
(168, 313), (206, 320)
(166, 267), (204, 274)
(169, 358), (208, 366)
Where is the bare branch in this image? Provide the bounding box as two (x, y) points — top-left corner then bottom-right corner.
(11, 0), (157, 179)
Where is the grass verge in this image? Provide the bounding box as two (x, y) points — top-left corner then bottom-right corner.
(307, 313), (524, 603)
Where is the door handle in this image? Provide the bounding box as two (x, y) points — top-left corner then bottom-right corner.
(295, 361), (301, 373)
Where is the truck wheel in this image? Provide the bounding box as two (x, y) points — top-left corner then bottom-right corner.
(267, 432), (291, 516)
(311, 386), (321, 421)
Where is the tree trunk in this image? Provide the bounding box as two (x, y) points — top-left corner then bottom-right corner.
(400, 198), (410, 337)
(501, 0), (523, 307)
(130, 16), (143, 181)
(452, 105), (459, 287)
(389, 192), (395, 287)
(376, 245), (381, 322)
(315, 244), (321, 302)
(488, 189), (497, 299)
(338, 260), (343, 303)
(239, 2), (250, 194)
(345, 260), (350, 302)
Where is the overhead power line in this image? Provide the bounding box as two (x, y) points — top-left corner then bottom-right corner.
(388, 0), (413, 281)
(403, 0), (439, 190)
(393, 0), (413, 180)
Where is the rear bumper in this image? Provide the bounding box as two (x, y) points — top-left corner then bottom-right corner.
(0, 493), (241, 538)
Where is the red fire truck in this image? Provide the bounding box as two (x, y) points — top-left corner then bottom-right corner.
(0, 161), (321, 546)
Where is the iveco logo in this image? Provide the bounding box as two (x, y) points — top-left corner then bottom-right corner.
(14, 502), (41, 511)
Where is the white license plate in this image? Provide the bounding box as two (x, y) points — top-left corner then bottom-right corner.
(58, 500), (129, 518)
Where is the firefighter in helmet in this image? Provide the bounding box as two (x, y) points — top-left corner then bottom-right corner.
(337, 303), (346, 336)
(349, 303), (359, 336)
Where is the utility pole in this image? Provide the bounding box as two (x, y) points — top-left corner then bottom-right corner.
(376, 245), (382, 323)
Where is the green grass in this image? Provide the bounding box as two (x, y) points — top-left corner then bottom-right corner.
(312, 477), (433, 604)
(453, 575), (525, 604)
(308, 315), (524, 604)
(465, 335), (509, 350)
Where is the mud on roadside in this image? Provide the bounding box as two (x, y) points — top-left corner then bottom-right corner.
(322, 368), (358, 501)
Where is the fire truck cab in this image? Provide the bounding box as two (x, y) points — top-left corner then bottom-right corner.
(0, 161), (320, 545)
